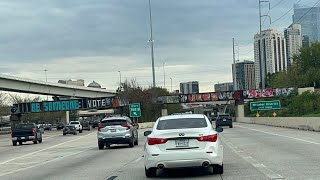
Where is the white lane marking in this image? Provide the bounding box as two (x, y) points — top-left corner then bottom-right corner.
(133, 156), (143, 163)
(236, 125), (320, 145)
(0, 147), (95, 177)
(221, 136), (285, 179)
(0, 131), (95, 166)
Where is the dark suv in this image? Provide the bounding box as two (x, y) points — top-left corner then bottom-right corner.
(216, 113), (233, 128)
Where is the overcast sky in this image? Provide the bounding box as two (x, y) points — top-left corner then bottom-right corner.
(0, 0), (317, 93)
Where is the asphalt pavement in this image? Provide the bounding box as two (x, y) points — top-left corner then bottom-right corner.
(0, 123), (319, 180)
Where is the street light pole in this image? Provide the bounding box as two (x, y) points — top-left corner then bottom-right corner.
(163, 62), (166, 89)
(170, 78), (172, 92)
(44, 69), (48, 100)
(148, 0), (156, 87)
(118, 71), (122, 90)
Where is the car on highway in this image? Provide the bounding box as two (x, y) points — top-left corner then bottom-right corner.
(43, 124), (52, 131)
(143, 114), (224, 178)
(81, 121), (91, 131)
(91, 119), (100, 128)
(56, 122), (65, 130)
(215, 113), (233, 128)
(69, 121), (83, 133)
(97, 116), (138, 149)
(11, 123), (43, 146)
(63, 125), (77, 135)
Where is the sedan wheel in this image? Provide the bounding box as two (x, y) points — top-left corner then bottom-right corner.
(145, 167), (156, 178)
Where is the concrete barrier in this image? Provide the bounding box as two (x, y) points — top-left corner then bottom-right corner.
(237, 117), (320, 132)
(138, 122), (155, 129)
(0, 127), (11, 134)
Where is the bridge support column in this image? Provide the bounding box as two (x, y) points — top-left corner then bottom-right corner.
(235, 104), (244, 121)
(66, 111), (70, 124)
(161, 109), (168, 116)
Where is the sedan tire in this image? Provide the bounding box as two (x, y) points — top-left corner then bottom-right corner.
(12, 141), (17, 146)
(98, 142), (104, 150)
(129, 137), (134, 148)
(38, 139), (42, 143)
(145, 167), (156, 178)
(210, 164), (223, 174)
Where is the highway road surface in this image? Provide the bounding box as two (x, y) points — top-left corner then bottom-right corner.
(0, 123), (319, 180)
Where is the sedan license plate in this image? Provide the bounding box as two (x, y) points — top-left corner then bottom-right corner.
(223, 119), (226, 121)
(110, 129), (116, 132)
(21, 137), (25, 139)
(175, 139), (189, 147)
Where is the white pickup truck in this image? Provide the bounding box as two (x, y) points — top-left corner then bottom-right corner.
(69, 121), (83, 133)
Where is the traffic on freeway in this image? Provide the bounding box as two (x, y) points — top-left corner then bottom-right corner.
(0, 115), (320, 180)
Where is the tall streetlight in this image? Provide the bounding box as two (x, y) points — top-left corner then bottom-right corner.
(170, 78), (172, 92)
(163, 62), (166, 89)
(148, 0), (156, 87)
(118, 71), (122, 90)
(44, 69), (48, 100)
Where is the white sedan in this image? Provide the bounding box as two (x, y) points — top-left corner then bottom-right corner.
(143, 114), (223, 178)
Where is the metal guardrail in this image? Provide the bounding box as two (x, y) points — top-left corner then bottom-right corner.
(0, 127), (11, 134)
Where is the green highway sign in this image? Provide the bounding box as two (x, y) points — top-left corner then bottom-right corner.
(129, 103), (141, 117)
(250, 100), (281, 111)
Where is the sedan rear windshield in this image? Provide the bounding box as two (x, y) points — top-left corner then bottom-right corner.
(15, 124), (34, 129)
(156, 118), (207, 130)
(101, 119), (127, 126)
(218, 115), (231, 119)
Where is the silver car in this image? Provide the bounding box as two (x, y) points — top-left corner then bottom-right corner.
(97, 116), (138, 149)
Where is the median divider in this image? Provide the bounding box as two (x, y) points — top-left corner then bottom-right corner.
(138, 122), (155, 129)
(237, 117), (320, 132)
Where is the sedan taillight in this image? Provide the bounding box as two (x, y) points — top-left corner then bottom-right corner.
(147, 138), (168, 145)
(98, 126), (105, 131)
(32, 128), (36, 135)
(121, 124), (130, 130)
(197, 134), (217, 142)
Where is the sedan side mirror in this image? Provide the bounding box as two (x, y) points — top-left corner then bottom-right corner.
(216, 127), (223, 133)
(144, 130), (152, 136)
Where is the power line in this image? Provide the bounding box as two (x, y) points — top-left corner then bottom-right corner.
(268, 0), (303, 27)
(294, 0), (320, 24)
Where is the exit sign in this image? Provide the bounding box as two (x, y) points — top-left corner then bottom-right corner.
(250, 100), (281, 111)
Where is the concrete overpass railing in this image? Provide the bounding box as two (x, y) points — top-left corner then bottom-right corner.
(237, 117), (320, 132)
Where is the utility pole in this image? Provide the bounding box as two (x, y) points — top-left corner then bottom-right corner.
(148, 0), (156, 87)
(259, 0), (271, 89)
(233, 38), (237, 91)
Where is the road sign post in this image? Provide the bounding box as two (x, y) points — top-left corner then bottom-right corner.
(129, 103), (141, 117)
(250, 100), (281, 111)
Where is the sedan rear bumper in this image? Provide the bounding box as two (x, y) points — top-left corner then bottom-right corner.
(98, 137), (131, 144)
(145, 146), (223, 169)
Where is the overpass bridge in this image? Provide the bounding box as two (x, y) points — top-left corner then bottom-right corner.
(0, 74), (116, 98)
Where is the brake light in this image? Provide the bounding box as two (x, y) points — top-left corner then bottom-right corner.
(98, 126), (105, 131)
(147, 138), (168, 145)
(197, 134), (217, 142)
(121, 124), (130, 130)
(32, 128), (36, 135)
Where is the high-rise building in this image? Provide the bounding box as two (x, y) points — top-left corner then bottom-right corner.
(254, 29), (287, 89)
(214, 82), (233, 92)
(180, 81), (199, 94)
(293, 4), (320, 43)
(232, 61), (255, 90)
(58, 79), (85, 86)
(302, 35), (310, 47)
(284, 24), (302, 67)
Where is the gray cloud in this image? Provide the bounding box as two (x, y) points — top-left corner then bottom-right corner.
(0, 0), (311, 92)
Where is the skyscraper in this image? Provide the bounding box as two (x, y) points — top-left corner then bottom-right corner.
(254, 29), (287, 89)
(293, 4), (320, 43)
(214, 82), (233, 92)
(284, 24), (302, 67)
(232, 61), (255, 90)
(180, 81), (199, 94)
